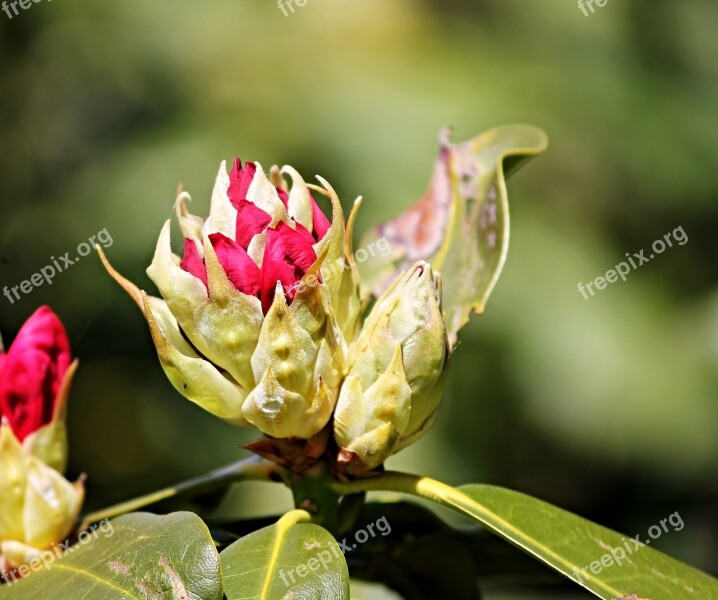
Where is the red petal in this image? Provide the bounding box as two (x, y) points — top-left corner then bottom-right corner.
(310, 191), (331, 241)
(180, 239), (207, 288)
(228, 158), (256, 207)
(280, 187), (331, 241)
(235, 199), (272, 249)
(261, 222), (318, 314)
(277, 186), (290, 207)
(0, 306), (71, 441)
(209, 233), (261, 297)
(294, 221), (317, 246)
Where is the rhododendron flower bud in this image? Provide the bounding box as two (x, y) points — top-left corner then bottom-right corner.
(99, 158), (361, 439)
(0, 421), (84, 574)
(333, 262), (449, 473)
(0, 306), (78, 472)
(0, 308), (83, 576)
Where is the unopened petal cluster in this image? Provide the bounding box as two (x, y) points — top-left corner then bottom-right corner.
(334, 262), (448, 472)
(0, 307), (83, 573)
(0, 306), (77, 473)
(101, 159), (361, 440)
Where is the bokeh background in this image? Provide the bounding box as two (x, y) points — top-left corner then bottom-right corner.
(1, 0), (717, 597)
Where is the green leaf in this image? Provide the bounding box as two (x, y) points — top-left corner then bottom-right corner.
(2, 511), (222, 599)
(357, 125), (548, 347)
(332, 474), (718, 600)
(220, 509), (350, 600)
(453, 484), (718, 599)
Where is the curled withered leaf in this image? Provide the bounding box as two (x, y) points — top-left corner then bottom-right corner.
(358, 125), (548, 348)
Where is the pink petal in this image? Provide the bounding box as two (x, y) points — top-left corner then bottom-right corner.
(294, 221), (317, 246)
(260, 222), (318, 314)
(235, 199), (272, 249)
(180, 238), (208, 288)
(0, 306), (71, 441)
(228, 158), (257, 207)
(209, 233), (261, 297)
(310, 191), (331, 241)
(274, 180), (329, 240)
(277, 187), (290, 207)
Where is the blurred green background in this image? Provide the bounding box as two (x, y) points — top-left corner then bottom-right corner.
(1, 0), (717, 597)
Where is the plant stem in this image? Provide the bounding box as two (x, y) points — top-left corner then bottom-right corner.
(290, 467), (343, 533)
(329, 471), (478, 518)
(81, 456), (285, 525)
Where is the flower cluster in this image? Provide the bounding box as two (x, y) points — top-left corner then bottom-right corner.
(0, 307), (84, 573)
(101, 157), (449, 473)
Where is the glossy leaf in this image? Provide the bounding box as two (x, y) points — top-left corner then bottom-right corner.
(1, 511), (222, 599)
(358, 125), (548, 347)
(220, 509), (350, 600)
(333, 474), (718, 600)
(448, 482), (718, 600)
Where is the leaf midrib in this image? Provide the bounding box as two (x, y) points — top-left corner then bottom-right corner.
(49, 563), (142, 599)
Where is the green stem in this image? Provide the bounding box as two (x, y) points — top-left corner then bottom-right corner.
(329, 471), (482, 521)
(290, 467), (343, 533)
(82, 456), (284, 525)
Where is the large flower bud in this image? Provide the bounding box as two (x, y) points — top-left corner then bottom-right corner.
(0, 306), (78, 473)
(99, 159), (361, 439)
(333, 262), (449, 473)
(0, 421), (84, 575)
